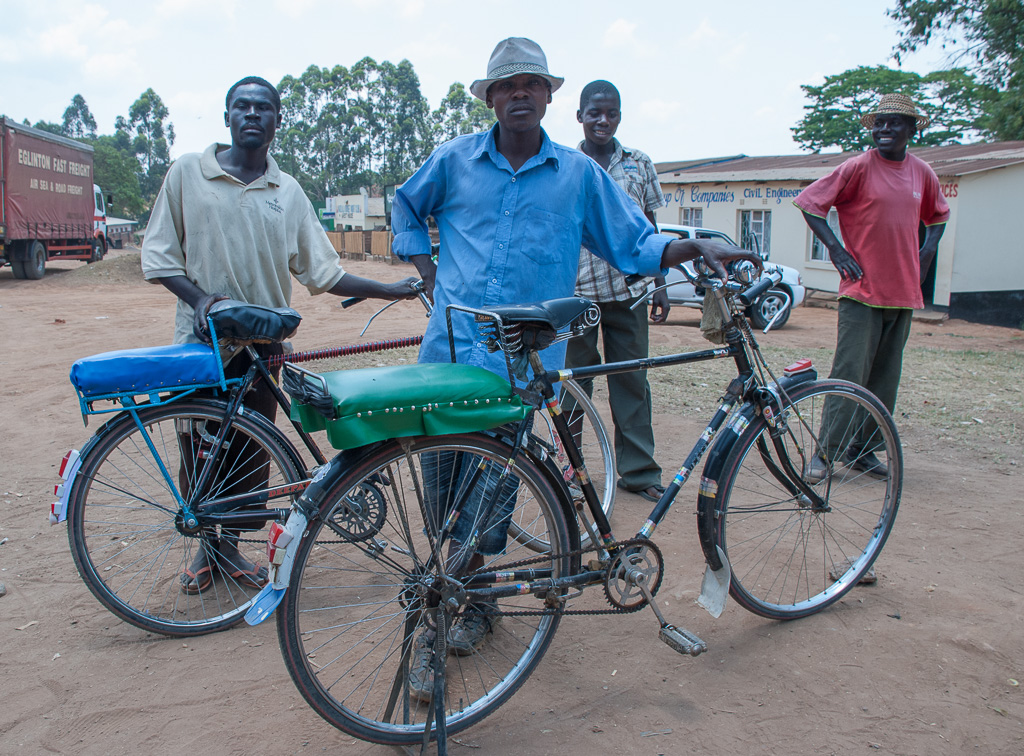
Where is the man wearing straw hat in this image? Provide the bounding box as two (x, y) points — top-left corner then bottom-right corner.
(392, 38), (759, 691)
(795, 93), (950, 483)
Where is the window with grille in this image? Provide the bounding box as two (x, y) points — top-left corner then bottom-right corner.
(810, 208), (842, 262)
(739, 209), (771, 257)
(680, 207), (703, 227)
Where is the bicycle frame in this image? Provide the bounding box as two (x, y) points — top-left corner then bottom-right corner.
(423, 278), (824, 611)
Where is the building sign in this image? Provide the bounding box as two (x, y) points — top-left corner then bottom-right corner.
(332, 194), (366, 227)
(663, 184), (802, 207)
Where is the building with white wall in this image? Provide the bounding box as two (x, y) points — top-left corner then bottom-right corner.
(656, 142), (1024, 328)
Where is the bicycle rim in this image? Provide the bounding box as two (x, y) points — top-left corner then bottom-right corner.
(67, 400), (302, 636)
(713, 380), (902, 619)
(278, 434), (572, 745)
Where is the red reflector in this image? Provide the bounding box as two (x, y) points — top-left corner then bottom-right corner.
(784, 358), (814, 375)
(58, 450), (74, 477)
(267, 522), (286, 563)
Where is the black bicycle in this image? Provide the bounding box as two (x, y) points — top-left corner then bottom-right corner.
(264, 261), (903, 746)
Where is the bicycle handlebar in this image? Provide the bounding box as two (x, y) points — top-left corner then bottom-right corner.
(341, 280), (431, 315)
(737, 269), (783, 307)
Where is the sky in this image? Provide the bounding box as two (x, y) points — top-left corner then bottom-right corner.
(1, 0), (952, 164)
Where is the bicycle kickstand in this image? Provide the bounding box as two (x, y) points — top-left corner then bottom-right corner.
(418, 608), (450, 756)
(628, 566), (708, 658)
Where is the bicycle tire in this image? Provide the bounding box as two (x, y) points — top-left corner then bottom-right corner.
(524, 378), (615, 550)
(66, 399), (304, 636)
(277, 433), (574, 745)
(699, 379), (902, 620)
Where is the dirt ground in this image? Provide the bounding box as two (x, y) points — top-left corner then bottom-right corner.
(1, 250), (1022, 755)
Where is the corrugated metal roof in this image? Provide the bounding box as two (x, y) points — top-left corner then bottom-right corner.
(657, 141), (1024, 182)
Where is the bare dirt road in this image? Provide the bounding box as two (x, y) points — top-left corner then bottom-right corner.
(1, 251), (1022, 755)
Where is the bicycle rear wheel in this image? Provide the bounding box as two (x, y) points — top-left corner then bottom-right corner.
(701, 379), (902, 619)
(66, 400), (303, 636)
(277, 433), (574, 745)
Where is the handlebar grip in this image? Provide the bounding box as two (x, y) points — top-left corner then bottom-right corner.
(341, 297), (366, 309)
(737, 272), (782, 307)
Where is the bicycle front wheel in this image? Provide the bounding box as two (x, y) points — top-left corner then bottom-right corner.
(277, 433), (574, 745)
(66, 400), (304, 636)
(703, 379), (902, 620)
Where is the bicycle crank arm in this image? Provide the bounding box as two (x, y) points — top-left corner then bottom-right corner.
(628, 561), (708, 658)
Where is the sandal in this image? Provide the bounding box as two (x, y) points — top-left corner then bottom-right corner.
(217, 548), (268, 588)
(617, 480), (666, 503)
(180, 547), (217, 594)
(217, 532), (269, 588)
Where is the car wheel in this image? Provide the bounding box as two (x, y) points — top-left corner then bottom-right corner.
(749, 287), (791, 329)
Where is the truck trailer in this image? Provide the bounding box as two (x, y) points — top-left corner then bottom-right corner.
(1, 116), (110, 279)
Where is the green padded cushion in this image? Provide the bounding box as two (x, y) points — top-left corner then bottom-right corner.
(290, 363), (529, 450)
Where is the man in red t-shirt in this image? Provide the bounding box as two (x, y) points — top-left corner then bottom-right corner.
(794, 94), (949, 481)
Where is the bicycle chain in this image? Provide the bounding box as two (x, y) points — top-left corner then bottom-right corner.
(465, 536), (661, 618)
(233, 531), (662, 618)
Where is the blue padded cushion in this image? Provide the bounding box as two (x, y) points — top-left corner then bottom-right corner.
(70, 343), (221, 398)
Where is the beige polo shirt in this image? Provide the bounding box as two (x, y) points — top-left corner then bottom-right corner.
(142, 143), (345, 344)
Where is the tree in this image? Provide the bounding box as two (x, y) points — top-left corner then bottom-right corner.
(28, 118), (64, 135)
(62, 94), (97, 140)
(93, 135), (145, 219)
(276, 58), (436, 199)
(118, 88), (176, 197)
(277, 64), (358, 201)
(792, 65), (989, 152)
(359, 58), (435, 186)
(889, 0), (1024, 139)
(431, 83), (496, 143)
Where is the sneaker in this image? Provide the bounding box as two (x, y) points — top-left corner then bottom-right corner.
(406, 633), (435, 702)
(845, 450), (888, 478)
(448, 602), (501, 657)
(804, 454), (830, 483)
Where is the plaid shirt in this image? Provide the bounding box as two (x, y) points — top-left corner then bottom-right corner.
(576, 139), (665, 301)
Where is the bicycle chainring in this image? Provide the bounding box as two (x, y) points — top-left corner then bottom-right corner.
(603, 538), (664, 612)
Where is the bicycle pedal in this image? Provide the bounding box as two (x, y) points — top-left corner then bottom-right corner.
(659, 624), (707, 657)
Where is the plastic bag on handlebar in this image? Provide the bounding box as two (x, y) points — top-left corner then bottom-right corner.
(205, 299), (302, 345)
(699, 296), (727, 344)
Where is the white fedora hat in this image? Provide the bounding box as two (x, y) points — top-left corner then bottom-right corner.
(469, 37), (564, 101)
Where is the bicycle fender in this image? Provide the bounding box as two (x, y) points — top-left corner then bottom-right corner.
(50, 449), (83, 525)
(244, 502), (312, 626)
(696, 545), (731, 618)
(696, 403), (757, 571)
(696, 370), (818, 571)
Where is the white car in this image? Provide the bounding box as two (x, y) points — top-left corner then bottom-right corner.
(652, 224), (806, 329)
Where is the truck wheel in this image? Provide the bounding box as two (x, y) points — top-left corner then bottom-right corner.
(24, 241), (46, 280)
(89, 238), (105, 263)
(10, 260), (28, 279)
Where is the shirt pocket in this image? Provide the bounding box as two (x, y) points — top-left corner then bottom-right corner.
(520, 209), (574, 267)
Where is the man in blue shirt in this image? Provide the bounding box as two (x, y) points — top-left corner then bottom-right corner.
(392, 37), (757, 692)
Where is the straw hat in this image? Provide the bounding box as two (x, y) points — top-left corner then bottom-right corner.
(469, 38), (564, 101)
(860, 93), (930, 129)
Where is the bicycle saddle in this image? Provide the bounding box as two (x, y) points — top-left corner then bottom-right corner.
(197, 300), (302, 345)
(481, 297), (593, 332)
